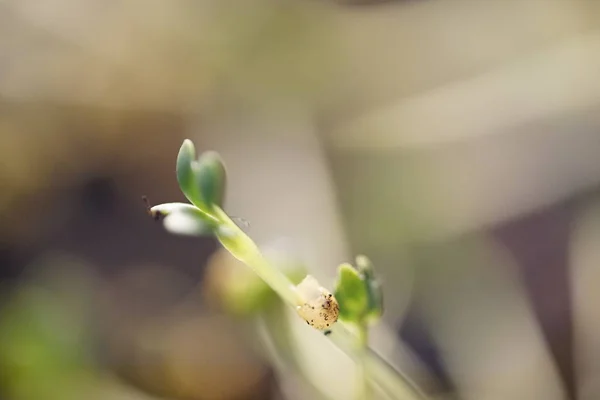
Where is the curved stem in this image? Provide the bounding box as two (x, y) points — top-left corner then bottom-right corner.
(213, 206), (428, 400)
(214, 206), (304, 306)
(356, 322), (370, 400)
(329, 323), (427, 400)
(259, 301), (336, 400)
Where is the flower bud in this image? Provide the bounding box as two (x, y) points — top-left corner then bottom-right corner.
(296, 275), (339, 330)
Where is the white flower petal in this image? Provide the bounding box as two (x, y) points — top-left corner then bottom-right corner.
(163, 210), (213, 236)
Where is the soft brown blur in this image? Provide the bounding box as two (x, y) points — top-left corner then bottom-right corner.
(2, 1), (600, 400)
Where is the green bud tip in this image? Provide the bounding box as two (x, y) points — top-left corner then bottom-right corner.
(355, 254), (375, 279)
(195, 150), (227, 209)
(176, 139), (201, 206)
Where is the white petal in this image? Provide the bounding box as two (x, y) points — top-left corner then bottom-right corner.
(296, 275), (322, 302)
(163, 211), (213, 236)
(150, 202), (198, 215)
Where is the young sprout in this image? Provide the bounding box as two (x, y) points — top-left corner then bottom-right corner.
(295, 275), (340, 330)
(143, 139), (429, 400)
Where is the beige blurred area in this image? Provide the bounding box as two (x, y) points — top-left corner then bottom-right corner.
(2, 0), (600, 399)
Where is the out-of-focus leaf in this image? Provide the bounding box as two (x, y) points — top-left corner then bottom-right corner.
(334, 263), (369, 322)
(0, 286), (91, 400)
(334, 257), (383, 324)
(356, 255), (384, 321)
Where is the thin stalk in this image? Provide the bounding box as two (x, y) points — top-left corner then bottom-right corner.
(329, 322), (427, 400)
(356, 321), (370, 400)
(214, 206), (304, 307)
(213, 206), (428, 400)
(259, 301), (336, 400)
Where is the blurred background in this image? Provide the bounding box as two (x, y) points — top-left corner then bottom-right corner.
(1, 0), (600, 399)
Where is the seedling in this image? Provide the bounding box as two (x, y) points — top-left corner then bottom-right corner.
(145, 139), (427, 400)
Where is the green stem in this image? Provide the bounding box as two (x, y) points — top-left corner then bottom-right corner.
(357, 321), (370, 400)
(214, 207), (304, 306)
(213, 206), (427, 400)
(260, 302), (336, 400)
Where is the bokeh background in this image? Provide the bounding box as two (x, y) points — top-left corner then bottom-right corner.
(2, 1), (600, 399)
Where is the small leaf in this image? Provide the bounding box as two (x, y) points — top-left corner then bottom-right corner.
(150, 202), (217, 223)
(365, 279), (383, 321)
(194, 151), (227, 210)
(356, 255), (375, 279)
(176, 139), (203, 208)
(356, 255), (384, 320)
(150, 202), (200, 216)
(162, 207), (216, 237)
(334, 263), (369, 322)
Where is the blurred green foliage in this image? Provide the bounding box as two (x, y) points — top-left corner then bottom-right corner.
(334, 256), (383, 324)
(0, 285), (93, 400)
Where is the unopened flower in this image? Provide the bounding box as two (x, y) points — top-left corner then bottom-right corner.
(295, 275), (339, 330)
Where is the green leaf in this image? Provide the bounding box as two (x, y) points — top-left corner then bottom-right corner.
(356, 255), (384, 320)
(356, 254), (375, 279)
(176, 140), (227, 213)
(0, 286), (91, 400)
(334, 263), (369, 322)
(334, 257), (384, 324)
(365, 279), (383, 321)
(194, 150), (227, 210)
(176, 139), (203, 208)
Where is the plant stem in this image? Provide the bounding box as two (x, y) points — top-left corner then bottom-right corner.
(356, 321), (370, 400)
(259, 302), (336, 400)
(328, 322), (427, 400)
(214, 207), (304, 307)
(213, 207), (427, 400)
